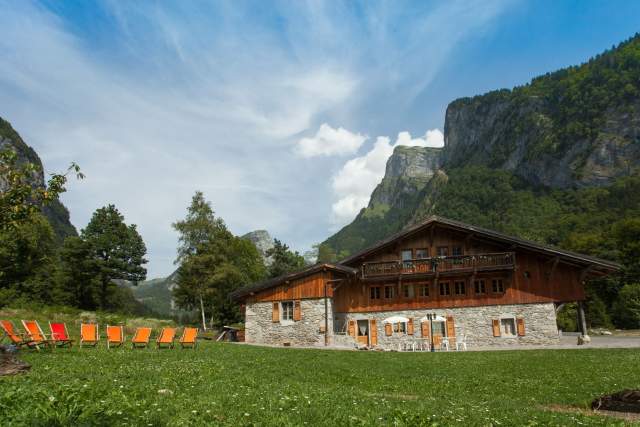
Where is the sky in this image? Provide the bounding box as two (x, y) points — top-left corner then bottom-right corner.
(1, 1), (639, 278)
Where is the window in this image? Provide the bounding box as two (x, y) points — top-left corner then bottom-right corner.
(418, 283), (430, 297)
(400, 249), (413, 261)
(439, 282), (450, 296)
(454, 280), (466, 295)
(452, 246), (463, 256)
(415, 248), (429, 259)
(393, 322), (407, 334)
(432, 320), (446, 337)
(402, 284), (415, 298)
(474, 279), (486, 294)
(492, 279), (505, 294)
(500, 318), (516, 337)
(384, 285), (395, 299)
(437, 246), (449, 257)
(281, 301), (294, 321)
(370, 286), (381, 300)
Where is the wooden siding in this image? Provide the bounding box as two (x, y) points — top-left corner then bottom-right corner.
(334, 226), (587, 313)
(246, 272), (330, 303)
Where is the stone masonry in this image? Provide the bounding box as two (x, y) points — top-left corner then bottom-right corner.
(339, 302), (559, 349)
(245, 298), (332, 347)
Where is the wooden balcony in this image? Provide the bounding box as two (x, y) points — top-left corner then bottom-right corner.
(361, 252), (515, 279)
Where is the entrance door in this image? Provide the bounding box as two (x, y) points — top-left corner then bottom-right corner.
(356, 319), (369, 345)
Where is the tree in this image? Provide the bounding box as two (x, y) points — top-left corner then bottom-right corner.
(172, 192), (265, 329)
(265, 239), (306, 278)
(0, 212), (57, 305)
(80, 205), (147, 309)
(612, 284), (640, 329)
(0, 148), (82, 230)
(55, 236), (100, 309)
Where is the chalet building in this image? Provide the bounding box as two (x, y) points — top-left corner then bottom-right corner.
(231, 217), (620, 350)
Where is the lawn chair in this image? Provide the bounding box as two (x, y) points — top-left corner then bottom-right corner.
(156, 327), (176, 349)
(80, 323), (99, 348)
(455, 334), (468, 351)
(179, 327), (198, 349)
(1, 320), (36, 349)
(22, 320), (53, 350)
(49, 322), (74, 348)
(106, 325), (125, 349)
(131, 327), (152, 349)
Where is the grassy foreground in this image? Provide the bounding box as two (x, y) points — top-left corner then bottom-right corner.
(1, 344), (640, 426)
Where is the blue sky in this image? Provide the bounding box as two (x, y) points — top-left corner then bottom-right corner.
(1, 1), (638, 278)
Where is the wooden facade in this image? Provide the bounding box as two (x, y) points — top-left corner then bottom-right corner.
(233, 216), (619, 318)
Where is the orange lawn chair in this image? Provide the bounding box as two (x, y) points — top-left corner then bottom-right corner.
(156, 327), (177, 349)
(1, 320), (36, 349)
(179, 327), (198, 349)
(49, 322), (74, 348)
(131, 327), (152, 349)
(22, 320), (54, 350)
(80, 323), (99, 348)
(106, 325), (125, 349)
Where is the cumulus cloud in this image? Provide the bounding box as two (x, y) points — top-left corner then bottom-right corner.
(296, 123), (367, 158)
(331, 129), (444, 226)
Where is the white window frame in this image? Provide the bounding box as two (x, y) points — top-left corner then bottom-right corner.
(499, 315), (517, 338)
(280, 301), (294, 324)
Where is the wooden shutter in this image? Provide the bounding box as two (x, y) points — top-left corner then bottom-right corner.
(407, 318), (414, 335)
(516, 317), (525, 336)
(272, 302), (279, 323)
(370, 319), (378, 346)
(446, 315), (455, 338)
(293, 300), (301, 321)
(385, 323), (392, 336)
(348, 320), (356, 337)
(421, 321), (430, 339)
(492, 319), (501, 337)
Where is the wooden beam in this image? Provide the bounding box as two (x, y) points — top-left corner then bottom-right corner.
(579, 266), (594, 283)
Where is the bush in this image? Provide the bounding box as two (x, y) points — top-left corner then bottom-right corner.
(612, 283), (640, 328)
(556, 303), (578, 332)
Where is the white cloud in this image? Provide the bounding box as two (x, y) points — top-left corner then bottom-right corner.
(296, 123), (367, 158)
(331, 129), (444, 226)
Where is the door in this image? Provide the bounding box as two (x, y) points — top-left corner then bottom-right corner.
(356, 319), (369, 345)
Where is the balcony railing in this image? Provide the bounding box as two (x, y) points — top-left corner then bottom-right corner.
(361, 252), (515, 279)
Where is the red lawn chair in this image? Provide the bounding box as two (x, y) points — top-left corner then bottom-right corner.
(49, 322), (74, 348)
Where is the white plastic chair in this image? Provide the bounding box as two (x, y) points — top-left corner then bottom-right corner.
(455, 334), (467, 351)
(441, 338), (450, 351)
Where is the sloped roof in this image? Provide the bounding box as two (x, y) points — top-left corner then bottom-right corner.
(230, 263), (357, 301)
(339, 215), (621, 271)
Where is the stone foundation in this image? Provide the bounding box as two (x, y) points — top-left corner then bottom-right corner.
(245, 299), (332, 346)
(341, 302), (559, 349)
(245, 301), (559, 349)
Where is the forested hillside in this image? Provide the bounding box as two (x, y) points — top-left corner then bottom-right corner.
(321, 34), (640, 330)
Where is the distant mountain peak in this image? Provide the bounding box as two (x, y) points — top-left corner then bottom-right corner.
(242, 229), (275, 265)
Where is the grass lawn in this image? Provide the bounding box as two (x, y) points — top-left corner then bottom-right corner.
(1, 343), (640, 426)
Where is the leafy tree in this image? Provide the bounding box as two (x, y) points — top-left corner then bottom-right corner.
(0, 212), (57, 304)
(80, 205), (147, 309)
(0, 148), (82, 230)
(173, 192), (265, 329)
(612, 284), (640, 329)
(266, 239), (306, 278)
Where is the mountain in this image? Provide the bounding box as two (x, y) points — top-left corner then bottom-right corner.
(0, 117), (76, 242)
(323, 33), (640, 260)
(126, 270), (180, 318)
(242, 230), (275, 265)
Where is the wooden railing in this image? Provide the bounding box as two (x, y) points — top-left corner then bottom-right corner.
(361, 252), (515, 278)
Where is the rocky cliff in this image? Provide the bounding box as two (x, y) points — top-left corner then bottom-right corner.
(322, 33), (640, 258)
(242, 230), (275, 265)
(0, 117), (76, 242)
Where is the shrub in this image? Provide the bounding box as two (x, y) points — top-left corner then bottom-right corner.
(612, 283), (640, 328)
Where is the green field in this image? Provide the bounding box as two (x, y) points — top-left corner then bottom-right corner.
(2, 342), (640, 426)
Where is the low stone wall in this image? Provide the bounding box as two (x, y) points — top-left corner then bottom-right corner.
(341, 302), (559, 349)
(245, 299), (332, 347)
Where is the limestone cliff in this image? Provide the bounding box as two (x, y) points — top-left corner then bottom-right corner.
(242, 230), (275, 266)
(0, 117), (76, 242)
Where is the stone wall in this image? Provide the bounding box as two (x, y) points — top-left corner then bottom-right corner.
(245, 298), (332, 347)
(340, 302), (559, 349)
